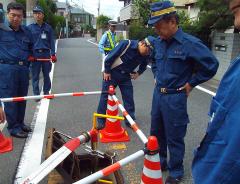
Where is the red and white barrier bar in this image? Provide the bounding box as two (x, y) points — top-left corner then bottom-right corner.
(112, 95), (148, 144)
(36, 58), (51, 62)
(20, 130), (97, 184)
(1, 91), (105, 103)
(73, 150), (145, 184)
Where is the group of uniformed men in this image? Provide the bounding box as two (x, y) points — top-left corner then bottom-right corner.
(97, 1), (240, 184)
(0, 0), (240, 183)
(0, 2), (56, 138)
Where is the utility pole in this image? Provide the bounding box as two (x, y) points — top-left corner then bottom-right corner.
(26, 0), (36, 25)
(97, 0), (100, 16)
(65, 0), (69, 38)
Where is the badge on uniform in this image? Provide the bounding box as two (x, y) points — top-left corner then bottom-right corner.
(41, 32), (47, 39)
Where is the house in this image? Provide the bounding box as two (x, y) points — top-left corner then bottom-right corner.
(118, 0), (199, 25)
(55, 1), (68, 17)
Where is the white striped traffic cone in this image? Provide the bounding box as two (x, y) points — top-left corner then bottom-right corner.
(141, 136), (163, 184)
(99, 85), (130, 143)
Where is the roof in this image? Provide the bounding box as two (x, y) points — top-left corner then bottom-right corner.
(70, 7), (92, 15)
(56, 2), (67, 9)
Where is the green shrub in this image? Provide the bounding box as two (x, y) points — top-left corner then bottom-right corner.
(129, 21), (155, 40)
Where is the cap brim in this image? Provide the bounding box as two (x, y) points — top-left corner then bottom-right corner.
(148, 16), (162, 26)
(0, 23), (12, 31)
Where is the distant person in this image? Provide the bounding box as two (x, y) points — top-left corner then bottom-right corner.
(28, 6), (57, 100)
(97, 38), (152, 129)
(147, 1), (219, 183)
(192, 0), (240, 183)
(0, 2), (33, 138)
(98, 20), (118, 72)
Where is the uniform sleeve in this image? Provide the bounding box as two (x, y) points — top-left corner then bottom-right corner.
(98, 33), (107, 54)
(188, 41), (219, 87)
(104, 40), (129, 73)
(49, 26), (56, 55)
(137, 57), (149, 75)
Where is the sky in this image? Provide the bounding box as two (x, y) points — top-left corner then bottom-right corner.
(59, 0), (124, 20)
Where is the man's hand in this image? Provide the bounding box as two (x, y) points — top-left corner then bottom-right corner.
(28, 56), (35, 62)
(178, 82), (193, 97)
(130, 72), (139, 80)
(103, 73), (111, 81)
(51, 55), (57, 63)
(0, 107), (6, 123)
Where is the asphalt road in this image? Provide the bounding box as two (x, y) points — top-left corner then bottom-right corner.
(0, 37), (216, 184)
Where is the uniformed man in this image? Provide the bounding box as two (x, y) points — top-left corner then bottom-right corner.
(98, 20), (118, 72)
(192, 0), (240, 183)
(0, 2), (33, 138)
(0, 3), (7, 124)
(97, 39), (152, 129)
(28, 6), (57, 99)
(147, 1), (219, 183)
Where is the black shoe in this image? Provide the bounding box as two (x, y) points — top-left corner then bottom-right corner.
(165, 176), (182, 184)
(11, 131), (28, 138)
(35, 99), (41, 102)
(22, 125), (32, 132)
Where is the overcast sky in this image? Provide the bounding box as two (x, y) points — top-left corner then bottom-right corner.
(59, 0), (124, 20)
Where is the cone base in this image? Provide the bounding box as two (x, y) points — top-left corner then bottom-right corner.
(99, 130), (130, 143)
(0, 137), (13, 154)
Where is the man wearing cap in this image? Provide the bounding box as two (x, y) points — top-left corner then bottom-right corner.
(192, 0), (240, 183)
(0, 2), (33, 138)
(147, 1), (219, 183)
(98, 20), (118, 72)
(97, 39), (152, 129)
(28, 5), (57, 99)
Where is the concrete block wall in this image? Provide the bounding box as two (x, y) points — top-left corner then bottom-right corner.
(211, 32), (240, 80)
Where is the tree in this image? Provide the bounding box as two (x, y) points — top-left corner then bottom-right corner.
(96, 15), (111, 29)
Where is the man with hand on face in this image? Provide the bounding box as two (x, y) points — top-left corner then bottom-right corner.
(147, 1), (219, 183)
(28, 6), (56, 99)
(192, 0), (240, 183)
(0, 2), (33, 138)
(97, 38), (152, 130)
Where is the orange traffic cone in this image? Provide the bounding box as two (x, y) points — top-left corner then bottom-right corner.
(99, 86), (130, 143)
(141, 136), (163, 184)
(0, 131), (13, 154)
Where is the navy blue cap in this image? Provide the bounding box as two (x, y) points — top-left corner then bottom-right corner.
(33, 6), (44, 13)
(148, 1), (176, 26)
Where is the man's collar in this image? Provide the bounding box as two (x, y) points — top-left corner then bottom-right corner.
(173, 28), (183, 44)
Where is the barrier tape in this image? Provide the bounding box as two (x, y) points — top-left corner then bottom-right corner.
(112, 95), (148, 144)
(1, 91), (107, 103)
(73, 150), (145, 184)
(20, 129), (97, 184)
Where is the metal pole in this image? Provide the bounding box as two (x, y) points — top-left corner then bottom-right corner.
(26, 0), (36, 25)
(66, 0), (69, 38)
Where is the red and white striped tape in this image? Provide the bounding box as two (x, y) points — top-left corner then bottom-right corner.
(112, 94), (148, 144)
(73, 150), (145, 184)
(20, 129), (97, 184)
(1, 91), (105, 103)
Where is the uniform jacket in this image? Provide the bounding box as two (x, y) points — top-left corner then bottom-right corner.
(28, 22), (55, 57)
(98, 30), (117, 54)
(192, 55), (240, 184)
(0, 25), (32, 62)
(104, 40), (148, 75)
(149, 28), (219, 89)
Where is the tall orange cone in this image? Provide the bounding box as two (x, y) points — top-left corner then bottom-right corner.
(0, 131), (13, 154)
(99, 86), (130, 143)
(141, 136), (163, 184)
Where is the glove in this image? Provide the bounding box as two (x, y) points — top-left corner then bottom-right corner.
(51, 55), (57, 63)
(28, 56), (35, 62)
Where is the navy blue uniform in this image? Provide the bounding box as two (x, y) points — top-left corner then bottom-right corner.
(149, 28), (219, 178)
(192, 55), (240, 184)
(28, 22), (55, 95)
(97, 40), (148, 126)
(0, 25), (32, 134)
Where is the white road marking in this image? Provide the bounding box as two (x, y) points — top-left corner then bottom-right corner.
(87, 38), (98, 46)
(14, 40), (58, 184)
